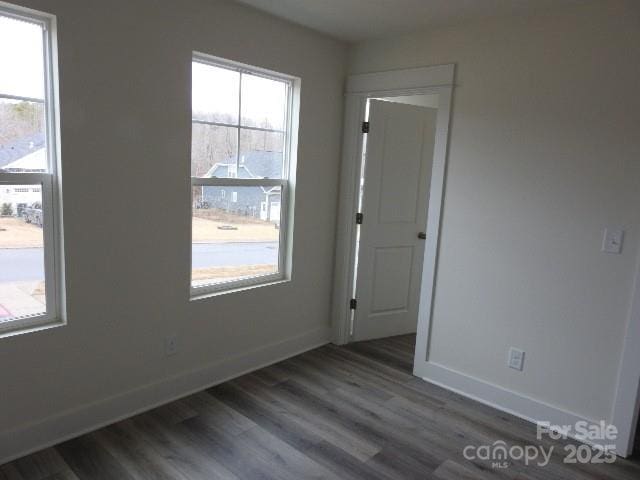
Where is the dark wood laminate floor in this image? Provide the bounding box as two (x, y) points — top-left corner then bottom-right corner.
(3, 334), (640, 479)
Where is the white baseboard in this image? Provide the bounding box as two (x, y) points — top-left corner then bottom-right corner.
(415, 361), (619, 453)
(0, 326), (331, 465)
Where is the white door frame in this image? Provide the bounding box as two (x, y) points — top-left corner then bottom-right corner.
(331, 64), (455, 345)
(611, 255), (640, 456)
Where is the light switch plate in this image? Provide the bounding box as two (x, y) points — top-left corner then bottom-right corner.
(602, 227), (624, 254)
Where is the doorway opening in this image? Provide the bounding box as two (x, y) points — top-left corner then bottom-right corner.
(332, 64), (454, 383)
(349, 93), (439, 349)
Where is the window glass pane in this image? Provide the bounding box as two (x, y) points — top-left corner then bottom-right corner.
(0, 98), (47, 172)
(239, 129), (284, 179)
(191, 123), (238, 178)
(0, 185), (45, 321)
(0, 15), (45, 99)
(192, 61), (239, 124)
(192, 185), (280, 287)
(240, 73), (287, 131)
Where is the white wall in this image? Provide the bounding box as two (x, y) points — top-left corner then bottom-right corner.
(377, 94), (439, 109)
(0, 0), (347, 460)
(351, 0), (640, 422)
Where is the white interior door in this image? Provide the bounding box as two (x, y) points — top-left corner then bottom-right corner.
(353, 100), (437, 341)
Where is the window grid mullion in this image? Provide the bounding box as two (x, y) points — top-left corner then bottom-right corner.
(190, 177), (285, 188)
(191, 119), (284, 135)
(0, 92), (45, 103)
(42, 22), (53, 174)
(237, 72), (242, 171)
(282, 82), (291, 179)
(0, 172), (52, 184)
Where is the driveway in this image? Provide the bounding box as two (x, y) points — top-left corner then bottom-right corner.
(0, 242), (279, 282)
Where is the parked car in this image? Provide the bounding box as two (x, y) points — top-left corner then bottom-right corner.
(24, 202), (43, 227)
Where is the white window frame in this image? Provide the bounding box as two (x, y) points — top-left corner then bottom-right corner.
(0, 3), (63, 336)
(190, 52), (299, 298)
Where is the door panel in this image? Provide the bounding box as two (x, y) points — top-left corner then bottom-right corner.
(371, 246), (414, 313)
(378, 118), (425, 224)
(354, 100), (437, 341)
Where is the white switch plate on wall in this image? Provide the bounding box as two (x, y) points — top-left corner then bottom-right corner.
(602, 227), (624, 254)
(508, 347), (525, 371)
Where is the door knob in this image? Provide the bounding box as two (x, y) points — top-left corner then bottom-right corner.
(418, 232), (427, 240)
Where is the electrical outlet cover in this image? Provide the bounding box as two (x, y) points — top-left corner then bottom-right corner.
(165, 334), (178, 356)
(508, 347), (525, 371)
(602, 227), (624, 254)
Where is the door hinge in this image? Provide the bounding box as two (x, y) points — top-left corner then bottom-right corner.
(355, 212), (363, 224)
(361, 121), (370, 133)
(350, 298), (358, 310)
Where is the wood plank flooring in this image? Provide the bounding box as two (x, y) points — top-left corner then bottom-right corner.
(2, 334), (640, 479)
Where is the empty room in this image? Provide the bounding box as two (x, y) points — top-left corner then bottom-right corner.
(1, 0), (640, 478)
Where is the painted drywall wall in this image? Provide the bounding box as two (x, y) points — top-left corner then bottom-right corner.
(0, 0), (346, 454)
(377, 94), (439, 108)
(350, 0), (640, 422)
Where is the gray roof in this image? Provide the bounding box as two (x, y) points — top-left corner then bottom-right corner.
(0, 133), (45, 168)
(206, 150), (283, 179)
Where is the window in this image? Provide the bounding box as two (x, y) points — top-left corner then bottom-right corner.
(0, 5), (61, 334)
(190, 54), (298, 295)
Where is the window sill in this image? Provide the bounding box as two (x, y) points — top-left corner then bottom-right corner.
(0, 316), (65, 340)
(190, 277), (290, 302)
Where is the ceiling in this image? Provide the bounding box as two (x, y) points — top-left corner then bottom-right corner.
(235, 0), (583, 42)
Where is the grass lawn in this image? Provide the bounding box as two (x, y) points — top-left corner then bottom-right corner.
(1, 212), (278, 247)
(0, 217), (44, 248)
(192, 211), (278, 243)
(192, 264), (276, 283)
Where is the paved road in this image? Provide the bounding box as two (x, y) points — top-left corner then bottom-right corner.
(0, 242), (278, 282)
(0, 248), (45, 282)
(191, 242), (278, 269)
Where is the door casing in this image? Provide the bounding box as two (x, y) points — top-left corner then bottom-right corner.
(331, 64), (455, 351)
